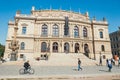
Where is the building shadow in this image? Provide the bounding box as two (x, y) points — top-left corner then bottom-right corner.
(99, 70), (109, 72)
(73, 68), (78, 71)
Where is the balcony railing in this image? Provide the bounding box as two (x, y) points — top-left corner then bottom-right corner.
(74, 36), (80, 38)
(63, 35), (70, 37)
(52, 35), (59, 37)
(41, 34), (48, 37)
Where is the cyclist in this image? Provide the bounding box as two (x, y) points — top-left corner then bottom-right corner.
(24, 60), (30, 71)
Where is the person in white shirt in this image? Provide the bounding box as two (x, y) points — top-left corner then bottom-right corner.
(107, 59), (112, 72)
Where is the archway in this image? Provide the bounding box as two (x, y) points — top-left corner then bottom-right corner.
(41, 42), (47, 52)
(64, 42), (69, 53)
(84, 44), (90, 57)
(53, 42), (58, 52)
(75, 43), (79, 53)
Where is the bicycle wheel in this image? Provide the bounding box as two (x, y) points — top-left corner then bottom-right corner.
(29, 68), (35, 74)
(19, 68), (25, 74)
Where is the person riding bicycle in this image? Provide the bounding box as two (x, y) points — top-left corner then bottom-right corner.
(24, 60), (30, 71)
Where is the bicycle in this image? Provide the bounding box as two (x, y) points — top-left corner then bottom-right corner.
(19, 67), (35, 74)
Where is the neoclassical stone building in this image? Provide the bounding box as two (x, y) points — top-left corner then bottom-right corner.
(109, 27), (120, 57)
(4, 6), (112, 60)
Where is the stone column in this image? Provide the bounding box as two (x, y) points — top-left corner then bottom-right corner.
(39, 24), (42, 36)
(81, 42), (84, 53)
(34, 40), (37, 53)
(69, 24), (73, 38)
(81, 25), (83, 38)
(38, 40), (40, 53)
(71, 41), (74, 53)
(59, 24), (61, 37)
(79, 25), (81, 38)
(50, 41), (52, 53)
(39, 41), (41, 53)
(58, 41), (61, 53)
(48, 23), (52, 37)
(61, 41), (64, 53)
(37, 40), (39, 52)
(61, 24), (64, 38)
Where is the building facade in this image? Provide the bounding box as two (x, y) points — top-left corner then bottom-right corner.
(109, 27), (120, 57)
(4, 6), (112, 60)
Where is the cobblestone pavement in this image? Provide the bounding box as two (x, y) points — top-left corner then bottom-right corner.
(0, 64), (120, 79)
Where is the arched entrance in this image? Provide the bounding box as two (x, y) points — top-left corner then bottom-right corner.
(53, 42), (58, 52)
(41, 42), (47, 52)
(84, 44), (90, 57)
(75, 43), (79, 53)
(64, 42), (69, 53)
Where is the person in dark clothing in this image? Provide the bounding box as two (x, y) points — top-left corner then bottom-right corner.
(0, 57), (6, 63)
(78, 58), (82, 71)
(24, 60), (30, 71)
(99, 56), (102, 66)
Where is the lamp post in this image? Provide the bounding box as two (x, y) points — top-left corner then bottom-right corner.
(9, 24), (19, 61)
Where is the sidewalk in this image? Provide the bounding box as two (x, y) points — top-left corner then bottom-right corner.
(0, 65), (120, 79)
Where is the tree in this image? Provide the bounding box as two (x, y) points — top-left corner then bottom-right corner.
(0, 43), (5, 57)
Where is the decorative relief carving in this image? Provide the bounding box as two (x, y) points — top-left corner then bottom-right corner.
(34, 10), (88, 21)
(21, 23), (28, 26)
(98, 29), (103, 31)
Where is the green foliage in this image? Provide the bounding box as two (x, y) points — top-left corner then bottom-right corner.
(0, 43), (5, 57)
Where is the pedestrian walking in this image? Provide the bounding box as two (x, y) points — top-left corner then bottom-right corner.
(78, 58), (82, 71)
(99, 55), (102, 66)
(107, 59), (112, 72)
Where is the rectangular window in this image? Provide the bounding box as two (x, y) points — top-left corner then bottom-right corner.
(100, 32), (103, 38)
(22, 27), (26, 34)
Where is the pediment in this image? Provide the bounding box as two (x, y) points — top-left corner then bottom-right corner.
(21, 23), (28, 26)
(33, 10), (89, 21)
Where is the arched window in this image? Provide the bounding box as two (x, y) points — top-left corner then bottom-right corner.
(100, 31), (103, 38)
(20, 42), (25, 50)
(22, 27), (26, 34)
(53, 24), (59, 36)
(41, 42), (47, 52)
(53, 42), (58, 52)
(74, 26), (79, 37)
(42, 24), (48, 36)
(101, 45), (105, 51)
(83, 27), (87, 37)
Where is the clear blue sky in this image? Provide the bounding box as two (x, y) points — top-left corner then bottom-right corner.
(0, 0), (120, 45)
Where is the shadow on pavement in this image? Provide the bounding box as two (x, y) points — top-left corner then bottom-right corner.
(73, 68), (78, 71)
(99, 70), (110, 72)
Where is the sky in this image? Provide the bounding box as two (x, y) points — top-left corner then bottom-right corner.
(0, 0), (120, 45)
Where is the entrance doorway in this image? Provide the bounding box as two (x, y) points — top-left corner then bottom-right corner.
(75, 43), (79, 53)
(41, 42), (47, 52)
(64, 42), (69, 53)
(84, 44), (90, 57)
(53, 42), (58, 52)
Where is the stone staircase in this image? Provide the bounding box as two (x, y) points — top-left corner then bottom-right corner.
(3, 53), (97, 66)
(31, 53), (97, 66)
